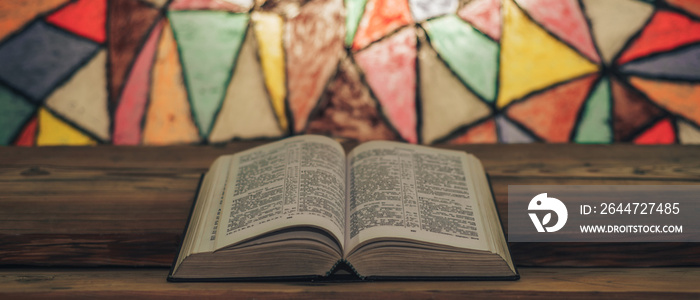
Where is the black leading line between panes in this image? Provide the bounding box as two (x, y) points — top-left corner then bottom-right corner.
(311, 0), (597, 144)
(615, 42), (700, 83)
(577, 0), (605, 69)
(606, 6), (658, 67)
(167, 11), (237, 142)
(106, 0), (167, 131)
(299, 53), (345, 135)
(509, 0), (600, 66)
(496, 113), (544, 143)
(36, 105), (107, 145)
(348, 21), (414, 53)
(281, 12), (295, 137)
(347, 43), (410, 143)
(105, 0), (114, 144)
(0, 0), (76, 48)
(347, 23), (472, 144)
(102, 0), (173, 144)
(420, 4), (505, 144)
(565, 74), (612, 143)
(415, 24), (423, 144)
(608, 70), (678, 142)
(0, 50), (40, 145)
(138, 20), (164, 145)
(611, 73), (692, 143)
(110, 13), (167, 143)
(30, 45), (108, 142)
(626, 114), (676, 143)
(47, 0), (694, 145)
(346, 17), (502, 144)
(495, 71), (601, 140)
(241, 21), (289, 141)
(339, 14), (494, 144)
(7, 105), (38, 147)
(137, 0), (167, 10)
(654, 0), (700, 23)
(496, 0), (604, 142)
(0, 22), (108, 143)
(283, 0), (345, 135)
(416, 23), (494, 144)
(0, 76), (37, 109)
(610, 8), (700, 68)
(0, 0), (682, 146)
(0, 20), (102, 103)
(418, 20), (495, 107)
(432, 116), (496, 145)
(201, 19), (251, 143)
(346, 8), (500, 144)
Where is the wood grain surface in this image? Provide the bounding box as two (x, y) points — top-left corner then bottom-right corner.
(1, 142), (700, 267)
(0, 268), (698, 299)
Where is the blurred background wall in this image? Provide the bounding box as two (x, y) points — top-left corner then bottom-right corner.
(1, 0), (699, 146)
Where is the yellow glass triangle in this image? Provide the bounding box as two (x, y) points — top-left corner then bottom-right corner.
(253, 12), (288, 132)
(497, 0), (599, 109)
(36, 107), (97, 146)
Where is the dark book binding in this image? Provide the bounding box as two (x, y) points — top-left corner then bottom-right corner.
(167, 173), (204, 282)
(168, 173), (519, 282)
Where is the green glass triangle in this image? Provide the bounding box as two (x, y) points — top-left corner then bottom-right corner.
(0, 84), (35, 145)
(574, 76), (613, 144)
(424, 15), (499, 103)
(168, 11), (249, 138)
(345, 0), (368, 46)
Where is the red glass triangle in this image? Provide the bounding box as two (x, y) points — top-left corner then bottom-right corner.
(355, 28), (417, 143)
(633, 118), (676, 144)
(457, 0), (501, 41)
(516, 0), (599, 62)
(617, 10), (700, 65)
(46, 0), (106, 43)
(13, 116), (38, 147)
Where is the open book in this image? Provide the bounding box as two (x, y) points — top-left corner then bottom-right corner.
(168, 135), (517, 281)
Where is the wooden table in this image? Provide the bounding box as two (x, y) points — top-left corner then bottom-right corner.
(1, 142), (699, 299)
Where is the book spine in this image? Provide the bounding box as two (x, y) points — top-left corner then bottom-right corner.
(324, 259), (364, 280)
(167, 173), (206, 281)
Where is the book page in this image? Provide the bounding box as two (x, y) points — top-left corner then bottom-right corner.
(215, 135), (346, 250)
(346, 141), (489, 253)
(193, 156), (233, 254)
